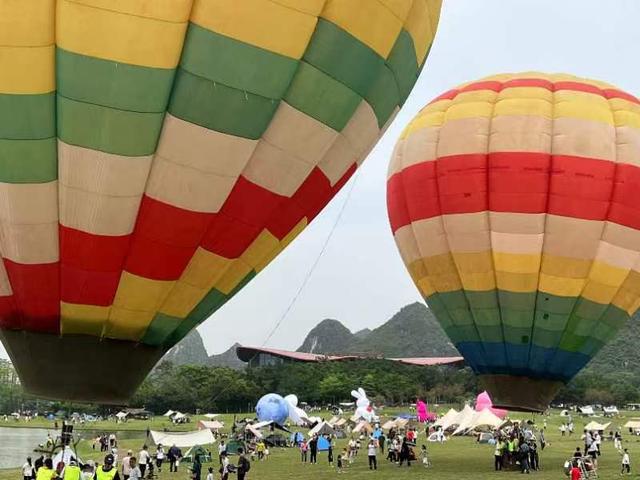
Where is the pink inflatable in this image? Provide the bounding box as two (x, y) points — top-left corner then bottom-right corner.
(417, 399), (437, 422)
(475, 391), (508, 419)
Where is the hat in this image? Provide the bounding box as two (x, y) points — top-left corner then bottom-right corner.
(104, 454), (114, 465)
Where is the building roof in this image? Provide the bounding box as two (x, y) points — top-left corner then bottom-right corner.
(236, 345), (464, 367)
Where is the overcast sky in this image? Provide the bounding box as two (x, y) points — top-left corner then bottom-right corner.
(2, 0), (640, 360)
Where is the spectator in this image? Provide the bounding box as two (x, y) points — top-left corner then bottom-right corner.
(138, 446), (149, 479)
(367, 440), (377, 470)
(122, 450), (132, 480)
(127, 458), (141, 480)
(236, 449), (250, 480)
(309, 435), (318, 464)
(23, 457), (35, 480)
(622, 448), (631, 475)
(300, 440), (308, 463)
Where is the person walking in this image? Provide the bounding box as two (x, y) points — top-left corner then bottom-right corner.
(367, 440), (377, 470)
(615, 431), (623, 452)
(398, 439), (411, 467)
(121, 451), (132, 480)
(622, 448), (631, 475)
(309, 435), (318, 464)
(378, 433), (386, 454)
(236, 449), (250, 480)
(219, 453), (229, 480)
(138, 446), (149, 479)
(127, 458), (141, 480)
(168, 445), (180, 473)
(23, 457), (35, 480)
(519, 441), (530, 474)
(155, 445), (165, 473)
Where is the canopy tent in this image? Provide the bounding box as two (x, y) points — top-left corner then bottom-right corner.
(173, 412), (187, 419)
(309, 421), (334, 437)
(560, 410), (570, 417)
(327, 416), (340, 426)
(395, 418), (409, 429)
(579, 406), (595, 415)
(434, 408), (459, 430)
(624, 420), (640, 429)
(381, 420), (397, 430)
(353, 421), (373, 434)
(446, 405), (475, 432)
(333, 418), (347, 428)
(163, 410), (175, 417)
(245, 426), (263, 439)
(603, 406), (619, 415)
(183, 445), (212, 464)
(198, 420), (224, 431)
(150, 429), (215, 448)
(203, 414), (219, 419)
(115, 411), (128, 419)
(452, 408), (502, 436)
(584, 421), (610, 431)
(339, 402), (355, 407)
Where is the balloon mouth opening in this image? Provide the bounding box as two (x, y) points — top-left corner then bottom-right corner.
(0, 329), (166, 404)
(478, 374), (564, 413)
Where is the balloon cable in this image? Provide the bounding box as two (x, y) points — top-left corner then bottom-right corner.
(261, 166), (362, 347)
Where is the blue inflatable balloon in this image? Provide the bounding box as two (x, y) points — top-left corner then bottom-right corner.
(256, 393), (289, 425)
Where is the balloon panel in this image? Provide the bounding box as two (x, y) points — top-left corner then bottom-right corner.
(256, 393), (289, 425)
(387, 73), (640, 410)
(0, 0), (442, 401)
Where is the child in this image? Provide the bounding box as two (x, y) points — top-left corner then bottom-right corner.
(336, 455), (343, 474)
(419, 445), (430, 468)
(570, 461), (581, 480)
(263, 446), (269, 461)
(622, 448), (631, 475)
(206, 467), (214, 480)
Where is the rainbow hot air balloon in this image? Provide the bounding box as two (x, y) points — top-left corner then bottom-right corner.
(387, 73), (640, 411)
(0, 0), (442, 403)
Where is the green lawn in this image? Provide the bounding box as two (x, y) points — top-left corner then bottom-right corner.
(2, 410), (640, 479)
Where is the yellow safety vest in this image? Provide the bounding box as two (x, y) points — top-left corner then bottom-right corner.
(95, 467), (117, 480)
(64, 466), (81, 480)
(36, 467), (56, 480)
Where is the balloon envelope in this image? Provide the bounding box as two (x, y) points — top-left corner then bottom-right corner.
(387, 72), (640, 411)
(256, 393), (289, 425)
(475, 391), (507, 419)
(0, 1), (442, 402)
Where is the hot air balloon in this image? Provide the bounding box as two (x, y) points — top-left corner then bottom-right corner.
(0, 0), (441, 403)
(387, 73), (640, 411)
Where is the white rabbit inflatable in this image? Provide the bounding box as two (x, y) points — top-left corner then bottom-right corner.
(352, 387), (377, 422)
(285, 394), (310, 426)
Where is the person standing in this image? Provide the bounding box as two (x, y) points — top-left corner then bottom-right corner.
(190, 455), (202, 480)
(615, 431), (623, 452)
(95, 454), (121, 480)
(300, 440), (308, 463)
(622, 448), (631, 475)
(63, 460), (81, 480)
(367, 440), (377, 470)
(121, 451), (132, 480)
(309, 435), (318, 464)
(137, 446), (149, 479)
(36, 459), (57, 480)
(217, 441), (227, 465)
(518, 442), (530, 474)
(34, 456), (44, 474)
(219, 453), (229, 480)
(494, 438), (504, 471)
(378, 433), (386, 454)
(570, 461), (581, 480)
(236, 448), (250, 480)
(23, 457), (35, 480)
(327, 437), (334, 467)
(398, 439), (411, 467)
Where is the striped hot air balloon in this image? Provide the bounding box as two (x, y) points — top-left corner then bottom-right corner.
(387, 73), (640, 411)
(1, 0), (442, 402)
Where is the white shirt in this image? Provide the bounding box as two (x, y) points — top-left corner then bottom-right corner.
(128, 467), (141, 480)
(222, 458), (229, 474)
(122, 457), (131, 475)
(623, 453), (631, 465)
(156, 448), (165, 460)
(206, 474), (213, 480)
(218, 444), (226, 454)
(367, 445), (376, 456)
(138, 450), (149, 465)
(22, 462), (34, 476)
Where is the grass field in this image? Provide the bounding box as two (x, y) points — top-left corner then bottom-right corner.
(2, 409), (640, 479)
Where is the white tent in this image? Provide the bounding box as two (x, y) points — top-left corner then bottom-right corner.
(584, 421), (610, 432)
(452, 408), (502, 436)
(603, 406), (619, 416)
(327, 416), (340, 426)
(381, 420), (397, 430)
(163, 410), (175, 417)
(434, 408), (459, 430)
(579, 406), (595, 415)
(309, 421), (335, 437)
(203, 413), (219, 419)
(353, 421), (373, 434)
(150, 429), (214, 448)
(115, 411), (128, 419)
(198, 420), (224, 431)
(448, 405), (475, 432)
(560, 409), (570, 417)
(624, 420), (640, 429)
